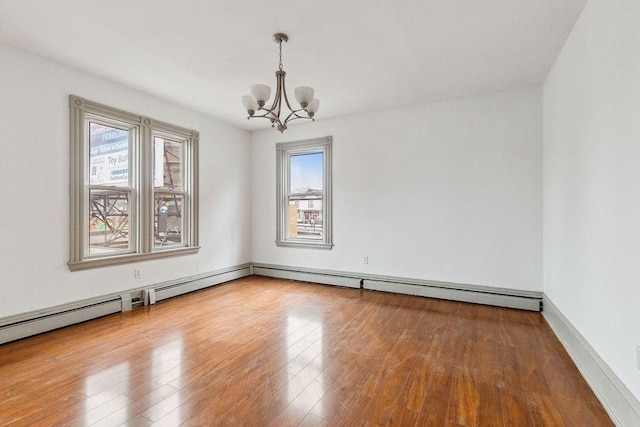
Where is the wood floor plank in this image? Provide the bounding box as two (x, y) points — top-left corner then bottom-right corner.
(498, 345), (535, 426)
(413, 370), (455, 426)
(0, 276), (613, 426)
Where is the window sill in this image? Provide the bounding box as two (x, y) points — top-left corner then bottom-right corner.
(275, 240), (333, 250)
(68, 246), (200, 271)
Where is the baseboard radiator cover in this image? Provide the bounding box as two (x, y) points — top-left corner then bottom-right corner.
(542, 295), (640, 427)
(252, 265), (361, 289)
(252, 263), (541, 311)
(151, 265), (252, 302)
(0, 264), (252, 345)
(365, 280), (541, 311)
(0, 296), (122, 345)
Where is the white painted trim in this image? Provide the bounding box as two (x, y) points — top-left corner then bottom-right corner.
(543, 295), (640, 427)
(252, 263), (541, 311)
(0, 264), (252, 345)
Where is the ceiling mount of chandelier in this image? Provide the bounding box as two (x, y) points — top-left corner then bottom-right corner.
(241, 33), (319, 133)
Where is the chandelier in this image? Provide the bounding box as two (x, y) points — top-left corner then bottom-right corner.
(241, 33), (319, 133)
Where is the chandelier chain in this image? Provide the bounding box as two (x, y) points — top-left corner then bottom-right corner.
(278, 41), (283, 71)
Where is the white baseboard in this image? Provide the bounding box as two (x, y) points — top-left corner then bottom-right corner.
(252, 263), (541, 311)
(543, 295), (640, 427)
(0, 263), (252, 345)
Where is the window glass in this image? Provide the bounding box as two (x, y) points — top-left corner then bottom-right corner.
(89, 123), (129, 186)
(290, 152), (322, 193)
(153, 137), (185, 249)
(154, 137), (182, 190)
(154, 193), (184, 248)
(289, 152), (323, 240)
(88, 189), (131, 255)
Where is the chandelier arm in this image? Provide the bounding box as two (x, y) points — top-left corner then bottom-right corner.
(248, 105), (278, 121)
(252, 104), (276, 116)
(283, 114), (314, 127)
(282, 109), (310, 126)
(270, 75), (283, 128)
(248, 112), (276, 122)
(273, 71), (285, 116)
(264, 72), (279, 114)
(279, 71), (298, 113)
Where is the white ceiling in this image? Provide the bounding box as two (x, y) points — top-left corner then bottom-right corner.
(0, 0), (586, 131)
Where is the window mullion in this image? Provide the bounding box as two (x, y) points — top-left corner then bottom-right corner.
(284, 154), (292, 241)
(139, 119), (153, 253)
(187, 133), (199, 248)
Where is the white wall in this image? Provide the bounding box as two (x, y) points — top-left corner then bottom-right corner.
(252, 86), (542, 291)
(0, 43), (252, 318)
(543, 0), (640, 400)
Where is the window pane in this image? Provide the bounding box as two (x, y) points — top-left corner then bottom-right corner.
(288, 196), (323, 240)
(154, 137), (182, 190)
(288, 152), (323, 240)
(89, 123), (129, 186)
(154, 193), (184, 247)
(89, 189), (131, 255)
(290, 152), (322, 193)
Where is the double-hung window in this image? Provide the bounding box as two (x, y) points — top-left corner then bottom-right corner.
(276, 136), (333, 249)
(69, 96), (198, 270)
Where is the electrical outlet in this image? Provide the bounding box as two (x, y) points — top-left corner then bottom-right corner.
(636, 346), (640, 370)
(363, 256), (369, 264)
(134, 269), (141, 279)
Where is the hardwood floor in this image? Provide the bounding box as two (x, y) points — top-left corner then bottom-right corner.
(0, 276), (612, 426)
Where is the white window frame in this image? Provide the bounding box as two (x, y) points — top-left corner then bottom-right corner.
(276, 136), (333, 249)
(68, 95), (199, 271)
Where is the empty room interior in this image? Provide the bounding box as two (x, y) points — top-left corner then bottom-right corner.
(0, 0), (639, 425)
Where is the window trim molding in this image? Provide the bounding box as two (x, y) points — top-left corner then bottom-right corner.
(68, 95), (199, 271)
(275, 136), (333, 249)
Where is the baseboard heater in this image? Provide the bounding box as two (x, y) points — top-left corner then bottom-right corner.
(0, 264), (252, 345)
(253, 263), (542, 312)
(0, 296), (122, 345)
(364, 280), (541, 311)
(0, 263), (537, 345)
(253, 265), (361, 289)
(150, 266), (251, 302)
